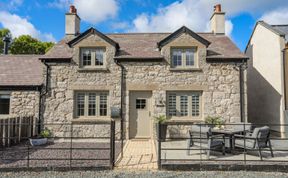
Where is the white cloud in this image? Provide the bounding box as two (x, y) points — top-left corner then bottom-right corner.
(129, 0), (288, 35)
(130, 1), (214, 33)
(74, 0), (118, 24)
(225, 20), (233, 37)
(48, 0), (119, 24)
(260, 8), (288, 25)
(0, 11), (56, 42)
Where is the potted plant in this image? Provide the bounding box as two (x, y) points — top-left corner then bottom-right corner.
(155, 115), (169, 141)
(205, 116), (225, 129)
(29, 128), (52, 146)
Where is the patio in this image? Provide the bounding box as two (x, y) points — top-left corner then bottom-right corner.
(160, 139), (288, 164)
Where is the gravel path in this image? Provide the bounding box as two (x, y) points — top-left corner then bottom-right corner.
(0, 141), (121, 169)
(0, 170), (288, 178)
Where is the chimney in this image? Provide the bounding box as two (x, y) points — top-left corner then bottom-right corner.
(65, 5), (80, 36)
(2, 35), (11, 55)
(210, 4), (225, 35)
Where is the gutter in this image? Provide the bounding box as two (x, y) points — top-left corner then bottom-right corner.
(113, 58), (125, 157)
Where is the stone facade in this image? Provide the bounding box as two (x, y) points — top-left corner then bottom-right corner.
(10, 91), (40, 117)
(43, 33), (244, 139)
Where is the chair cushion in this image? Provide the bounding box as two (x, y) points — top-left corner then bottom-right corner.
(232, 122), (252, 133)
(235, 138), (255, 149)
(193, 139), (223, 148)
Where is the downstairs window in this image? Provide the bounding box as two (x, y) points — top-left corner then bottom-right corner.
(167, 91), (201, 119)
(75, 92), (108, 118)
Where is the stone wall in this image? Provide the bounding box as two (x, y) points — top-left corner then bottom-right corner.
(43, 34), (121, 138)
(43, 33), (243, 139)
(10, 91), (40, 117)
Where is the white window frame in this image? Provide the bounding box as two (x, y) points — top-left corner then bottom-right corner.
(0, 91), (11, 116)
(171, 47), (198, 68)
(74, 91), (109, 118)
(80, 47), (106, 68)
(166, 91), (202, 120)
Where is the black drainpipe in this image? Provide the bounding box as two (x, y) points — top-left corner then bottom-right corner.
(239, 59), (247, 122)
(114, 58), (124, 157)
(38, 61), (50, 133)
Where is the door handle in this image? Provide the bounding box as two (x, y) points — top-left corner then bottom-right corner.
(149, 111), (151, 117)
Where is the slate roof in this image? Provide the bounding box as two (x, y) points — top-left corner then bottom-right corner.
(43, 27), (247, 60)
(271, 25), (288, 41)
(42, 38), (73, 59)
(0, 55), (43, 86)
(108, 33), (246, 60)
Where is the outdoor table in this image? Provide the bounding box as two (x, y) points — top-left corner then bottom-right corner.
(212, 128), (243, 153)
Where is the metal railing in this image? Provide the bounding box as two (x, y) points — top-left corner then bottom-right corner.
(0, 119), (117, 171)
(157, 122), (288, 171)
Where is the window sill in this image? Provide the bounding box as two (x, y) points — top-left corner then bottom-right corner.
(77, 67), (108, 72)
(169, 68), (202, 72)
(71, 117), (112, 124)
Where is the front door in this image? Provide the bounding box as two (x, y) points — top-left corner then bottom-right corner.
(129, 91), (152, 139)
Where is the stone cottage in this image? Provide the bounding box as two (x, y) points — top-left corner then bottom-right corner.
(0, 4), (248, 139)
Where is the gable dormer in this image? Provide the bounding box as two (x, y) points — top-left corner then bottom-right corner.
(158, 26), (210, 70)
(67, 28), (119, 70)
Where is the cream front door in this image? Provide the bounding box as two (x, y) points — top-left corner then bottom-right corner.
(129, 91), (152, 139)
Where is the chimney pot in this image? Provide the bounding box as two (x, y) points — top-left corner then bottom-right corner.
(214, 4), (221, 13)
(69, 5), (77, 14)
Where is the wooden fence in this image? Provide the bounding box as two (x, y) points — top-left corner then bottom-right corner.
(0, 116), (37, 147)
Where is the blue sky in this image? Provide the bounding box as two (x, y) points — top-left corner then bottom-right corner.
(0, 0), (288, 51)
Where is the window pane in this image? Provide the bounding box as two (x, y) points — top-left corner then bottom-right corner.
(180, 95), (188, 116)
(186, 49), (195, 66)
(136, 99), (146, 109)
(100, 94), (107, 116)
(168, 94), (177, 116)
(192, 93), (200, 116)
(95, 49), (104, 66)
(0, 94), (10, 114)
(172, 49), (182, 67)
(82, 49), (91, 66)
(88, 93), (96, 116)
(77, 93), (85, 116)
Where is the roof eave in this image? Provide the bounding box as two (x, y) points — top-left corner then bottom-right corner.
(157, 26), (211, 49)
(67, 27), (120, 50)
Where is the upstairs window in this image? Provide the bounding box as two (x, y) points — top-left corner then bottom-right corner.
(0, 93), (10, 115)
(167, 91), (201, 119)
(75, 92), (108, 118)
(171, 48), (197, 68)
(80, 48), (105, 68)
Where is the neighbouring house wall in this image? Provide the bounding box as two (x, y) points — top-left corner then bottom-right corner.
(43, 33), (243, 139)
(10, 91), (40, 117)
(247, 24), (286, 135)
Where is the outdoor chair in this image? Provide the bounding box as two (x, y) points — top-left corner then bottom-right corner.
(187, 125), (225, 159)
(231, 122), (252, 134)
(234, 126), (274, 160)
(227, 122), (252, 148)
